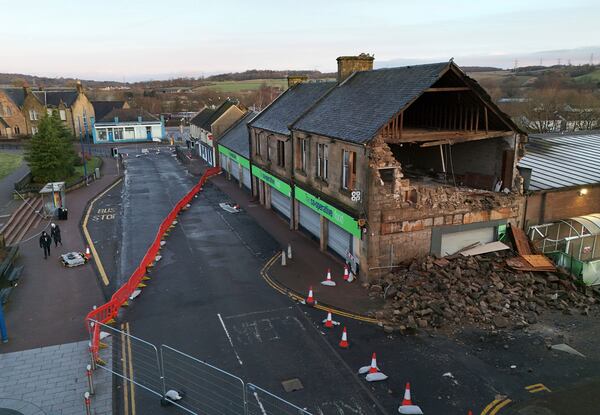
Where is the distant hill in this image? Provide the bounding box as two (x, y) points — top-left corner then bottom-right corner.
(0, 72), (123, 88)
(206, 69), (335, 82)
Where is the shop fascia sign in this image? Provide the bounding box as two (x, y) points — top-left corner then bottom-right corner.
(251, 166), (292, 197)
(295, 187), (361, 238)
(218, 145), (250, 168)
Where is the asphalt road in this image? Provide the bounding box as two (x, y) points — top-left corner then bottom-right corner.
(102, 150), (600, 415)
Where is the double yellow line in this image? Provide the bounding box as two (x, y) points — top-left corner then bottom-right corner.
(260, 253), (379, 324)
(82, 177), (123, 286)
(526, 383), (551, 394)
(481, 398), (511, 415)
(120, 322), (136, 415)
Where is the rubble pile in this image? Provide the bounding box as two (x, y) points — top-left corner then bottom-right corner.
(370, 251), (598, 332)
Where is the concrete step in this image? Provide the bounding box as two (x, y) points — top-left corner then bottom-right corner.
(0, 198), (31, 237)
(5, 198), (43, 246)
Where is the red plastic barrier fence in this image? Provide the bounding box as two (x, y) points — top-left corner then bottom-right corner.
(86, 167), (220, 361)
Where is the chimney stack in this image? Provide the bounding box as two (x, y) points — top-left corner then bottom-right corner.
(76, 80), (83, 94)
(337, 53), (374, 83)
(287, 75), (308, 88)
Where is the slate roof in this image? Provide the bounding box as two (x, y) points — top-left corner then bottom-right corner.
(97, 108), (159, 123)
(32, 90), (78, 107)
(218, 111), (258, 159)
(202, 100), (236, 130)
(292, 62), (454, 143)
(518, 131), (600, 191)
(190, 107), (215, 128)
(249, 82), (334, 136)
(92, 101), (126, 120)
(0, 88), (26, 107)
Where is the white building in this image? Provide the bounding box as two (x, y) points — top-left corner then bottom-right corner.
(91, 108), (165, 144)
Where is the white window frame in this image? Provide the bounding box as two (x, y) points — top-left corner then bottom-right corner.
(317, 143), (328, 180)
(342, 150), (350, 189)
(31, 126), (38, 135)
(59, 110), (66, 121)
(47, 109), (53, 116)
(301, 138), (307, 172)
(29, 110), (38, 121)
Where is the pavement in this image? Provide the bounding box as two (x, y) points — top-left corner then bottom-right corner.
(81, 148), (600, 415)
(0, 156), (119, 414)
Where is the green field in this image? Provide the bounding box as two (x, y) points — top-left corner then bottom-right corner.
(0, 152), (23, 181)
(195, 79), (288, 93)
(575, 69), (600, 83)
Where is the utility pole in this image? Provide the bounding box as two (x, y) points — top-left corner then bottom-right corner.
(78, 117), (89, 185)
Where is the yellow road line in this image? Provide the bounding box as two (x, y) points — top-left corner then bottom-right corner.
(526, 383), (551, 393)
(489, 399), (512, 415)
(260, 253), (379, 324)
(126, 322), (136, 415)
(120, 323), (129, 415)
(481, 399), (502, 415)
(82, 177), (123, 286)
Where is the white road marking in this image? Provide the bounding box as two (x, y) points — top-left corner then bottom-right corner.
(217, 313), (243, 366)
(253, 392), (268, 415)
(224, 306), (293, 320)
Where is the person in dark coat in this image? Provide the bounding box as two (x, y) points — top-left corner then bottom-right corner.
(39, 231), (52, 259)
(50, 223), (62, 247)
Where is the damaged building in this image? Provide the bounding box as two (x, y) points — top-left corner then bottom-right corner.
(242, 54), (527, 281)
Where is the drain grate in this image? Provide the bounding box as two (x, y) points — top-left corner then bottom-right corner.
(281, 378), (304, 392)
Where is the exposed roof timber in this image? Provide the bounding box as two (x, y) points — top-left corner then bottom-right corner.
(418, 131), (513, 147)
(424, 87), (471, 92)
(384, 128), (511, 143)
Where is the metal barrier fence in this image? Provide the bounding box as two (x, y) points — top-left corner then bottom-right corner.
(89, 321), (311, 415)
(161, 345), (246, 415)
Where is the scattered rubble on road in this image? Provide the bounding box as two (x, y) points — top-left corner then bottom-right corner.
(368, 250), (599, 333)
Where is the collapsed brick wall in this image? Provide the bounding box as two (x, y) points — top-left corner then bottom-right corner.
(365, 135), (525, 278)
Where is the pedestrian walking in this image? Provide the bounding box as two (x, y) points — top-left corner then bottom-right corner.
(39, 231), (52, 259)
(50, 223), (62, 247)
(0, 303), (8, 343)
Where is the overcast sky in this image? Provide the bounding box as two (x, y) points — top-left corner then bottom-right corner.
(1, 0), (599, 81)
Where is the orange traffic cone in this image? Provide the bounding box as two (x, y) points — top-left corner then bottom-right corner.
(398, 382), (423, 414)
(467, 412), (473, 415)
(343, 265), (349, 281)
(339, 327), (349, 349)
(85, 246), (91, 260)
(323, 312), (334, 328)
(321, 268), (336, 286)
(306, 286), (315, 306)
(358, 353), (388, 382)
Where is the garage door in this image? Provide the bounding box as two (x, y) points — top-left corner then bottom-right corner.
(220, 153), (229, 174)
(230, 160), (240, 181)
(299, 203), (320, 238)
(440, 227), (495, 256)
(271, 188), (291, 218)
(242, 167), (251, 190)
(328, 221), (352, 259)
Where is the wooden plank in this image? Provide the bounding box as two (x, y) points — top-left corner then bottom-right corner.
(484, 107), (489, 133)
(522, 254), (555, 268)
(510, 225), (532, 255)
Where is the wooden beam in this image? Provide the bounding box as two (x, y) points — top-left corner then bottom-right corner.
(484, 107), (489, 133)
(419, 132), (509, 147)
(399, 111), (403, 139)
(425, 87), (470, 92)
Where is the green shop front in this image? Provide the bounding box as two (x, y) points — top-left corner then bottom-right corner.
(295, 187), (362, 272)
(218, 146), (251, 190)
(252, 166), (292, 219)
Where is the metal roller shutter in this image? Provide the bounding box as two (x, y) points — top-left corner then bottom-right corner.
(242, 167), (251, 190)
(299, 203), (320, 238)
(328, 221), (352, 258)
(270, 188), (291, 218)
(220, 153), (229, 173)
(440, 227), (494, 256)
(230, 160), (240, 180)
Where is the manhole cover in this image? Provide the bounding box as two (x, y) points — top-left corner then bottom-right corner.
(281, 378), (303, 392)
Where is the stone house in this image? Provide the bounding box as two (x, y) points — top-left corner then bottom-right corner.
(249, 54), (526, 281)
(189, 100), (245, 166)
(0, 88), (27, 138)
(248, 78), (334, 224)
(21, 81), (95, 137)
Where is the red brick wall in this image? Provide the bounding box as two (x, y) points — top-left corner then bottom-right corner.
(525, 187), (600, 226)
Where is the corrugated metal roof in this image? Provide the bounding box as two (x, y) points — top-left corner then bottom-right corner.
(518, 131), (600, 191)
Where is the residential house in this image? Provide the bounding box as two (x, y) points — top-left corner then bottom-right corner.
(217, 111), (258, 191)
(519, 131), (600, 284)
(248, 54), (526, 281)
(91, 100), (129, 121)
(21, 81), (95, 137)
(0, 88), (27, 138)
(189, 100), (245, 166)
(248, 77), (334, 225)
(91, 108), (165, 143)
